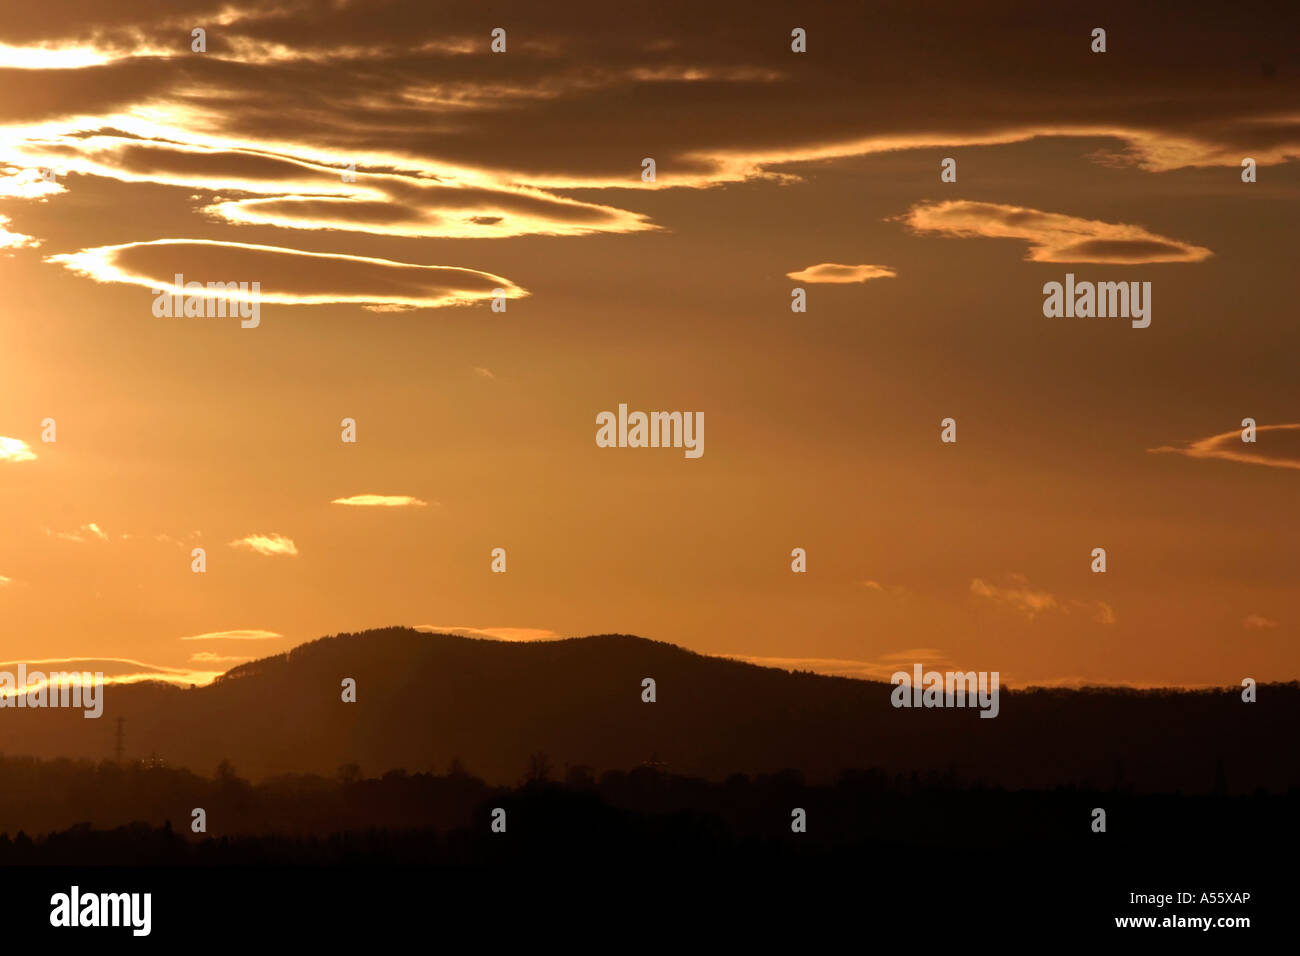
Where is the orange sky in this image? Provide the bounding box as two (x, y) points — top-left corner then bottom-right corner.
(0, 0), (1297, 688)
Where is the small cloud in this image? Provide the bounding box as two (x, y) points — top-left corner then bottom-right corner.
(179, 629), (284, 641)
(728, 647), (952, 681)
(414, 625), (560, 642)
(971, 576), (1058, 618)
(1244, 615), (1279, 630)
(786, 263), (897, 284)
(0, 214), (39, 253)
(229, 533), (299, 556)
(0, 437), (36, 462)
(971, 575), (1115, 625)
(860, 579), (908, 596)
(1067, 599), (1117, 625)
(48, 240), (527, 310)
(473, 367), (496, 379)
(189, 651), (252, 664)
(0, 656), (225, 689)
(0, 575), (12, 586)
(332, 494), (429, 507)
(44, 522), (109, 544)
(1149, 423), (1300, 472)
(894, 200), (1212, 264)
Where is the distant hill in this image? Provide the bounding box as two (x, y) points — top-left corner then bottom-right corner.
(0, 627), (1293, 791)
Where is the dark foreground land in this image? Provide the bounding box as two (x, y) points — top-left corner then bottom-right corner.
(0, 761), (1291, 940)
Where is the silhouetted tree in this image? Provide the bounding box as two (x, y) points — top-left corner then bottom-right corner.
(565, 764), (595, 789)
(525, 752), (551, 786)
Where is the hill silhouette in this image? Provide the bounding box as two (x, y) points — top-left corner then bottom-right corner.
(0, 627), (1293, 791)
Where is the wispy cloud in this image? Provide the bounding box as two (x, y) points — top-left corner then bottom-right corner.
(179, 629), (284, 642)
(188, 651), (253, 664)
(0, 656), (224, 689)
(860, 579), (909, 596)
(415, 625), (561, 642)
(971, 575), (1114, 624)
(44, 522), (108, 543)
(895, 200), (1213, 264)
(1244, 615), (1279, 630)
(728, 648), (953, 682)
(1149, 423), (1300, 472)
(472, 367), (496, 380)
(48, 240), (527, 311)
(229, 533), (299, 557)
(332, 494), (429, 507)
(785, 263), (897, 284)
(970, 576), (1058, 618)
(0, 214), (39, 252)
(0, 436), (36, 462)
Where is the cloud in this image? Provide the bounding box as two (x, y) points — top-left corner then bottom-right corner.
(229, 533), (299, 556)
(1018, 675), (1231, 691)
(204, 181), (653, 240)
(188, 651), (252, 664)
(729, 647), (953, 682)
(1069, 599), (1117, 625)
(0, 213), (38, 252)
(0, 574), (12, 586)
(0, 167), (64, 200)
(860, 579), (909, 596)
(0, 43), (132, 69)
(0, 436), (36, 462)
(43, 522), (108, 543)
(1148, 423), (1300, 472)
(11, 130), (653, 240)
(47, 240), (526, 311)
(785, 263), (897, 284)
(179, 629), (284, 642)
(472, 367), (495, 379)
(332, 494), (429, 507)
(415, 625), (562, 642)
(0, 0), (1290, 267)
(1244, 615), (1279, 630)
(0, 656), (224, 689)
(895, 200), (1213, 264)
(971, 575), (1114, 624)
(970, 577), (1058, 618)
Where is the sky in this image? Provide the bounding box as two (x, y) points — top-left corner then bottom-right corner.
(0, 0), (1297, 689)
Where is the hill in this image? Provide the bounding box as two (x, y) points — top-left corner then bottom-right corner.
(0, 627), (1292, 790)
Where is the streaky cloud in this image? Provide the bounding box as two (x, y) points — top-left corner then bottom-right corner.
(786, 263), (896, 284)
(46, 240), (526, 310)
(229, 533), (298, 557)
(332, 494), (429, 507)
(1148, 423), (1300, 471)
(895, 200), (1213, 264)
(0, 436), (36, 462)
(179, 629), (285, 642)
(414, 625), (562, 642)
